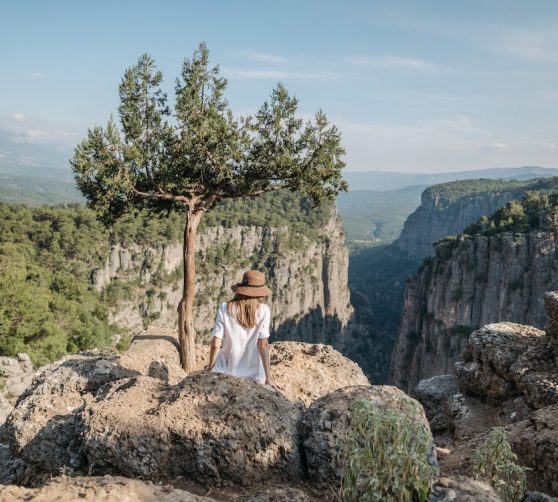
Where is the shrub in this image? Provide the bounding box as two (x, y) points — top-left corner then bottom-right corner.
(472, 427), (528, 502)
(339, 399), (436, 502)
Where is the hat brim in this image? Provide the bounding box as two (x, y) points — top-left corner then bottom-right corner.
(231, 284), (272, 297)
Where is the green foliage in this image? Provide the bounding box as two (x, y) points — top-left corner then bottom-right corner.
(472, 427), (528, 502)
(458, 190), (558, 239)
(71, 43), (347, 225)
(0, 204), (112, 365)
(339, 399), (437, 502)
(424, 177), (558, 210)
(0, 191), (329, 364)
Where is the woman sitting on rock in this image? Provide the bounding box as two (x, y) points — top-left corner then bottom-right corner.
(205, 270), (278, 390)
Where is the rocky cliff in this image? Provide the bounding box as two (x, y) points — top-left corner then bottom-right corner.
(395, 177), (558, 260)
(92, 209), (353, 347)
(391, 191), (558, 391)
(391, 230), (558, 391)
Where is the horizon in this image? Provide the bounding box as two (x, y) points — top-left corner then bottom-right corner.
(1, 0), (557, 173)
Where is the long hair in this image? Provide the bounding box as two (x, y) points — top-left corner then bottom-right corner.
(227, 294), (266, 328)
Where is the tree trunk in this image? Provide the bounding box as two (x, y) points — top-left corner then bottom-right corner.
(178, 209), (202, 371)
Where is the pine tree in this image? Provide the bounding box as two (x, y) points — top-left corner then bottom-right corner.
(71, 43), (347, 371)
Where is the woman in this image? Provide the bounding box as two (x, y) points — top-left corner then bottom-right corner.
(205, 270), (278, 390)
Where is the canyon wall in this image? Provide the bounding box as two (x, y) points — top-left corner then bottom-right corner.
(394, 177), (558, 260)
(390, 229), (558, 391)
(92, 210), (353, 347)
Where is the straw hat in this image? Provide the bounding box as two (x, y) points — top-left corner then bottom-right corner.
(231, 270), (272, 297)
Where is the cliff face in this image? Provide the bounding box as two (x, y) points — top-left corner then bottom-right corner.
(92, 211), (353, 347)
(395, 191), (515, 260)
(394, 177), (558, 260)
(391, 230), (558, 391)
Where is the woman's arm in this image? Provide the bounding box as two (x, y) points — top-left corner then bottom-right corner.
(205, 336), (222, 370)
(257, 338), (277, 389)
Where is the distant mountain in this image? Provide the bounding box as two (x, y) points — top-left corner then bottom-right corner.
(0, 127), (74, 179)
(343, 166), (558, 191)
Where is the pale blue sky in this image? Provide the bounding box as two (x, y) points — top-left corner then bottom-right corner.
(1, 0), (557, 172)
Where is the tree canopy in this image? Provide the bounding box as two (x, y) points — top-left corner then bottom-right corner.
(72, 43), (347, 222)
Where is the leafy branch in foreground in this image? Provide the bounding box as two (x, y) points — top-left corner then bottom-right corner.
(472, 427), (528, 502)
(338, 399), (437, 502)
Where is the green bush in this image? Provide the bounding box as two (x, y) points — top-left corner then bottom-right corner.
(339, 399), (437, 502)
(472, 427), (528, 502)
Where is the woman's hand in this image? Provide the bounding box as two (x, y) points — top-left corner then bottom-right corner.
(265, 378), (279, 391)
(204, 363), (214, 371)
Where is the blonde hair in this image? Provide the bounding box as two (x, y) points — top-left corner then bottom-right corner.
(227, 294), (266, 328)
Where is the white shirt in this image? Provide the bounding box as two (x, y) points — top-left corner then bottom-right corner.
(211, 302), (271, 383)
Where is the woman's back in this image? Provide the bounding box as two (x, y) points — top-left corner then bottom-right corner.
(211, 301), (271, 382)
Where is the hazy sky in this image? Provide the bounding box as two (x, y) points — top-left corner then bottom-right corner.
(1, 0), (557, 172)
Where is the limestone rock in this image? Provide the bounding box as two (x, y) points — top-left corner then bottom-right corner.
(510, 404), (558, 496)
(0, 475), (213, 501)
(448, 393), (499, 441)
(118, 331), (370, 407)
(80, 372), (303, 486)
(269, 341), (369, 406)
(118, 327), (187, 384)
(0, 357), (22, 378)
(4, 353), (138, 473)
(523, 492), (558, 502)
(301, 385), (437, 488)
(414, 375), (459, 433)
(391, 226), (558, 391)
(544, 291), (558, 337)
(455, 323), (558, 408)
(96, 213), (353, 350)
(428, 476), (502, 501)
(245, 487), (313, 501)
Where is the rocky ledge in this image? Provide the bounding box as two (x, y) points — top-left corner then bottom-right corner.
(0, 326), (507, 501)
(414, 291), (558, 498)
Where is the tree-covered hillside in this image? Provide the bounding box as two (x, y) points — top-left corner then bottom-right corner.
(0, 192), (331, 365)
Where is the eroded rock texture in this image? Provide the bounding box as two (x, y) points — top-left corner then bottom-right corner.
(301, 385), (437, 488)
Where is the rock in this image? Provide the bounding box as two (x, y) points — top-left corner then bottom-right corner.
(118, 327), (187, 384)
(0, 475), (213, 501)
(449, 393), (499, 441)
(269, 341), (369, 406)
(455, 323), (558, 409)
(16, 353), (30, 363)
(0, 357), (21, 378)
(245, 487), (313, 501)
(544, 289), (558, 336)
(301, 385), (437, 488)
(510, 404), (558, 496)
(0, 395), (11, 424)
(414, 375), (459, 433)
(523, 492), (558, 502)
(428, 475), (502, 501)
(4, 353), (138, 474)
(80, 372), (303, 486)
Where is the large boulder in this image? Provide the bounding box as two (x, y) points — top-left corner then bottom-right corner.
(4, 353), (138, 474)
(270, 341), (369, 406)
(118, 327), (188, 384)
(428, 476), (501, 502)
(122, 330), (370, 406)
(510, 404), (558, 496)
(0, 475), (212, 501)
(301, 385), (438, 488)
(414, 375), (459, 433)
(455, 323), (558, 409)
(80, 372), (303, 486)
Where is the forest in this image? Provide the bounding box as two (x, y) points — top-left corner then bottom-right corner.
(0, 192), (332, 365)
